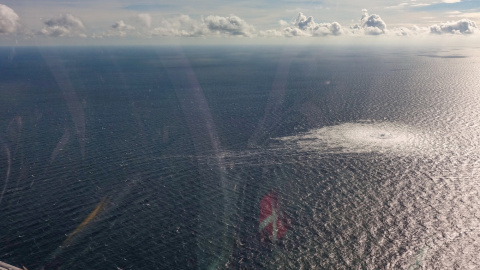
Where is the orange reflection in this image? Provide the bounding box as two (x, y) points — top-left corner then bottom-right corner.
(63, 197), (109, 246)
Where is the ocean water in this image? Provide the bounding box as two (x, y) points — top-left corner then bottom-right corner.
(1, 45), (480, 269)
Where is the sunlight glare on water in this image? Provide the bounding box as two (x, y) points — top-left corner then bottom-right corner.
(278, 121), (432, 154)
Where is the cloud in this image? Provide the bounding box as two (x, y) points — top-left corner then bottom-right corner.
(40, 14), (86, 37)
(430, 19), (477, 34)
(413, 1), (480, 11)
(0, 4), (20, 34)
(151, 15), (208, 37)
(279, 20), (289, 27)
(17, 8), (480, 42)
(151, 14), (255, 37)
(97, 14), (151, 38)
(293, 13), (343, 36)
(203, 15), (256, 37)
(137, 13), (151, 28)
(258, 29), (284, 37)
(112, 20), (135, 31)
(390, 26), (428, 36)
(263, 12), (343, 37)
(353, 9), (387, 35)
(105, 20), (135, 37)
(283, 26), (309, 37)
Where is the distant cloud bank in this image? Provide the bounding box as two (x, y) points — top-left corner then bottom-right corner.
(0, 3), (478, 42)
(148, 14), (256, 37)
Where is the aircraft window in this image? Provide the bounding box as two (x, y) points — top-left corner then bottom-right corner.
(1, 2), (479, 269)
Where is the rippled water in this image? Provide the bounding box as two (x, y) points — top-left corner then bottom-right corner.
(277, 121), (432, 154)
(1, 46), (480, 269)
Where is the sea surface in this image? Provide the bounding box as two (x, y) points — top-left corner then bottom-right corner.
(0, 45), (479, 269)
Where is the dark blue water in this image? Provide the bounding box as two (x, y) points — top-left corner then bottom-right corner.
(1, 46), (479, 269)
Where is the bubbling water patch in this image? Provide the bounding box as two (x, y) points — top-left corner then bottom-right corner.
(277, 121), (433, 154)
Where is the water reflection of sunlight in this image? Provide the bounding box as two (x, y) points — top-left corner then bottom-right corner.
(278, 121), (433, 154)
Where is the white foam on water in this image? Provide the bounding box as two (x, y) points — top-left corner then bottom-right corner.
(277, 121), (432, 154)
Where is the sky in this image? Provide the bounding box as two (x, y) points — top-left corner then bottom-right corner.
(0, 0), (479, 45)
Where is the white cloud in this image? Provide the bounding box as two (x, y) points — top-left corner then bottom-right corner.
(255, 10), (448, 39)
(293, 13), (343, 36)
(386, 3), (409, 9)
(151, 15), (208, 37)
(7, 4), (479, 43)
(97, 14), (151, 38)
(40, 14), (86, 37)
(451, 12), (480, 21)
(279, 20), (289, 27)
(105, 20), (135, 37)
(258, 29), (284, 37)
(112, 20), (135, 31)
(283, 26), (309, 37)
(263, 12), (343, 37)
(150, 14), (255, 37)
(137, 13), (151, 28)
(430, 19), (477, 34)
(353, 9), (387, 35)
(389, 25), (429, 36)
(203, 15), (256, 37)
(0, 4), (20, 34)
